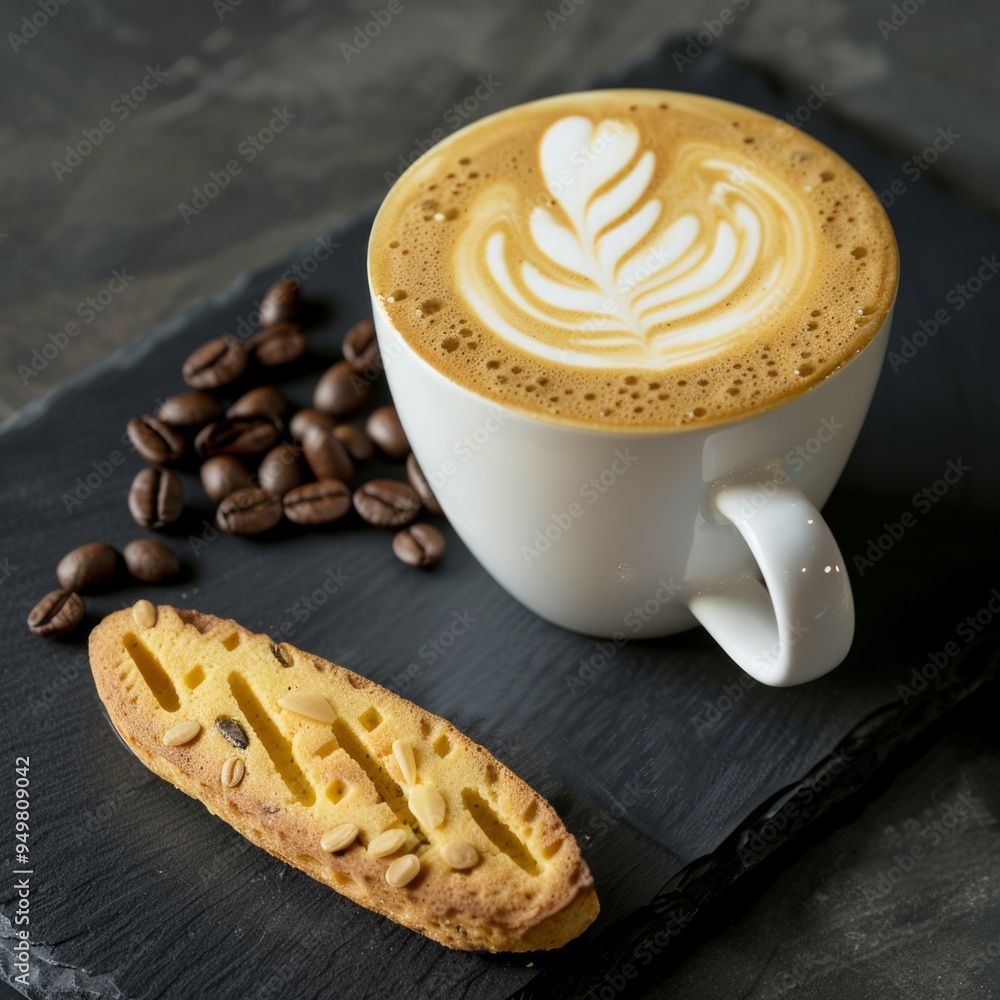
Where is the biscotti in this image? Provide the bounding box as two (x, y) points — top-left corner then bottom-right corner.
(88, 603), (599, 951)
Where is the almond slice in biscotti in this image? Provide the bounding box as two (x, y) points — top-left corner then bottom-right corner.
(88, 604), (599, 951)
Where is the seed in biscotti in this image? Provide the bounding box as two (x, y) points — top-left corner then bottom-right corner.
(215, 717), (249, 749)
(163, 720), (201, 746)
(221, 757), (245, 787)
(320, 823), (359, 853)
(440, 840), (479, 870)
(270, 643), (291, 667)
(277, 692), (337, 723)
(385, 854), (420, 888)
(392, 739), (417, 785)
(409, 785), (446, 829)
(132, 599), (157, 629)
(367, 828), (407, 858)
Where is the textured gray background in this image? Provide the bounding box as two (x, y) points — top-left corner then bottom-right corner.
(3, 1), (999, 998)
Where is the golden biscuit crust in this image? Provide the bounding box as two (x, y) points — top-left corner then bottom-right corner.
(88, 605), (598, 951)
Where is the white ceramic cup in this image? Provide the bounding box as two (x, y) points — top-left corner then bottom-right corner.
(368, 173), (894, 688)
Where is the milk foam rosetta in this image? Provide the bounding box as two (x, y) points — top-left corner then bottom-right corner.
(370, 91), (898, 430)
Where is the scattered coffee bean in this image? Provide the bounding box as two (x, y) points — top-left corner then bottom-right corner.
(156, 391), (223, 428)
(215, 717), (249, 750)
(406, 453), (443, 516)
(283, 480), (352, 525)
(314, 361), (370, 419)
(123, 538), (181, 582)
(27, 589), (83, 638)
(127, 414), (185, 464)
(227, 385), (287, 422)
(366, 405), (409, 459)
(195, 416), (280, 458)
(247, 322), (307, 367)
(217, 487), (282, 534)
(182, 336), (248, 389)
(342, 318), (380, 371)
(302, 425), (354, 483)
(334, 424), (374, 462)
(392, 523), (446, 568)
(290, 408), (335, 441)
(258, 442), (308, 496)
(200, 455), (251, 503)
(128, 467), (184, 529)
(260, 279), (300, 327)
(56, 542), (119, 591)
(353, 479), (421, 527)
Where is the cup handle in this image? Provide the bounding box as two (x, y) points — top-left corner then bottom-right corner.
(687, 467), (854, 686)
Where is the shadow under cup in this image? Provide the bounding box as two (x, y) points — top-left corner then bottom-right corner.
(369, 285), (893, 687)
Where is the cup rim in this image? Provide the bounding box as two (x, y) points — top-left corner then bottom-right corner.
(367, 87), (900, 437)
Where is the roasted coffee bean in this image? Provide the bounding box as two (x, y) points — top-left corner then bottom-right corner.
(200, 455), (251, 503)
(353, 479), (421, 527)
(182, 336), (248, 389)
(314, 361), (370, 419)
(405, 453), (443, 516)
(290, 408), (335, 441)
(227, 386), (287, 422)
(216, 487), (282, 534)
(260, 278), (300, 327)
(123, 538), (181, 582)
(334, 424), (374, 462)
(156, 391), (223, 428)
(195, 416), (279, 458)
(342, 318), (380, 371)
(302, 425), (354, 483)
(27, 589), (83, 638)
(366, 405), (409, 459)
(392, 523), (446, 567)
(56, 542), (119, 591)
(127, 414), (185, 464)
(128, 467), (184, 529)
(215, 717), (249, 749)
(258, 442), (308, 496)
(283, 480), (352, 525)
(247, 322), (307, 367)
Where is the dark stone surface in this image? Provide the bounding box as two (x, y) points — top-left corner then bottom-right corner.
(634, 693), (1000, 999)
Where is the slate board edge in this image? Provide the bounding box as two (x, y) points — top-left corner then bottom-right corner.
(513, 632), (1000, 1000)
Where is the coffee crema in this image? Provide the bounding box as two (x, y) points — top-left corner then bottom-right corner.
(369, 90), (898, 430)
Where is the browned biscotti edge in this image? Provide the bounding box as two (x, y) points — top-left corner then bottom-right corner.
(88, 605), (598, 951)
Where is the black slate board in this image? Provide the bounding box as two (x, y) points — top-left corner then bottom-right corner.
(2, 42), (999, 1000)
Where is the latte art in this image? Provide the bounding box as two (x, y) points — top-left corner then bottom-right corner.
(370, 91), (898, 430)
(455, 116), (814, 368)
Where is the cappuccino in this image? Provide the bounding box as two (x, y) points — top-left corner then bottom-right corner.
(370, 90), (898, 429)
